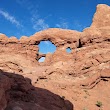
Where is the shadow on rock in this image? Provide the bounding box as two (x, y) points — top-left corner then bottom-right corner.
(0, 70), (74, 110)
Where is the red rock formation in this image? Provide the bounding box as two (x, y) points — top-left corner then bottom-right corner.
(0, 70), (73, 110)
(0, 4), (110, 110)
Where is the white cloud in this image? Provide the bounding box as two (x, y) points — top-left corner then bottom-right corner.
(56, 22), (68, 29)
(33, 19), (49, 31)
(0, 10), (22, 27)
(16, 0), (49, 32)
(55, 18), (69, 29)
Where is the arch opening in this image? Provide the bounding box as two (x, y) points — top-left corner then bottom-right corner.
(66, 47), (72, 53)
(38, 57), (46, 62)
(38, 41), (56, 54)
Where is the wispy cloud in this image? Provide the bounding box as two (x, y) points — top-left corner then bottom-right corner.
(33, 19), (49, 31)
(55, 18), (69, 29)
(56, 22), (68, 29)
(16, 0), (38, 12)
(0, 10), (22, 27)
(16, 0), (49, 31)
(31, 10), (50, 32)
(16, 0), (39, 20)
(73, 20), (86, 31)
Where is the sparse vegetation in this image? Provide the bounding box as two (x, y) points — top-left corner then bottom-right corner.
(96, 101), (103, 107)
(83, 107), (88, 110)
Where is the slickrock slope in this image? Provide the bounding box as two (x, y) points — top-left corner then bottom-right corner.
(0, 70), (73, 110)
(0, 4), (110, 110)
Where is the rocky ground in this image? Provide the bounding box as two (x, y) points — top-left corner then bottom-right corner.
(0, 4), (110, 110)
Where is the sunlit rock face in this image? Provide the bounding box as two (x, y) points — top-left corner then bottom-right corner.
(0, 4), (110, 110)
(91, 4), (110, 28)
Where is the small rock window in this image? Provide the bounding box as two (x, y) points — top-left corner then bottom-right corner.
(38, 57), (45, 62)
(66, 47), (72, 53)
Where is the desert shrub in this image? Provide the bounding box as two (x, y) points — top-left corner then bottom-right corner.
(96, 101), (102, 107)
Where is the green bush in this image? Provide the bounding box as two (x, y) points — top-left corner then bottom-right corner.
(96, 101), (102, 107)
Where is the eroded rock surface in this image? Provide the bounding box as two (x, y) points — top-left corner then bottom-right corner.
(0, 4), (110, 110)
(0, 70), (73, 110)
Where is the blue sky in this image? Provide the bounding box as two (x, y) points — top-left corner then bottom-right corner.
(0, 0), (110, 39)
(39, 41), (56, 54)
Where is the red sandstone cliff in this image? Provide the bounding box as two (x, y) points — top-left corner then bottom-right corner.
(0, 4), (110, 110)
